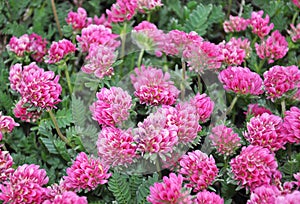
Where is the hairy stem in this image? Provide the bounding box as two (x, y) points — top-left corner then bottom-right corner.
(281, 100), (286, 117)
(197, 74), (202, 93)
(238, 0), (245, 17)
(137, 49), (144, 69)
(51, 0), (63, 38)
(226, 95), (239, 116)
(227, 0), (233, 18)
(48, 109), (68, 144)
(292, 11), (299, 25)
(120, 22), (127, 59)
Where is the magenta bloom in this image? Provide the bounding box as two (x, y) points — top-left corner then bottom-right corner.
(45, 39), (76, 64)
(263, 65), (300, 101)
(43, 191), (87, 204)
(218, 66), (263, 95)
(0, 147), (14, 183)
(137, 0), (163, 12)
(13, 100), (43, 122)
(245, 104), (272, 117)
(219, 38), (247, 65)
(66, 7), (88, 31)
(292, 0), (300, 8)
(288, 23), (300, 42)
(282, 106), (300, 144)
(190, 93), (214, 123)
(0, 112), (19, 140)
(247, 185), (281, 204)
(97, 126), (138, 167)
(179, 150), (218, 192)
(249, 10), (274, 38)
(7, 34), (30, 56)
(209, 125), (241, 156)
(244, 113), (285, 151)
(131, 65), (180, 106)
(106, 0), (137, 23)
(62, 152), (111, 192)
(93, 14), (112, 28)
(147, 173), (193, 204)
(90, 87), (132, 126)
(76, 24), (120, 52)
(230, 145), (278, 191)
(194, 191), (224, 204)
(81, 44), (117, 79)
(0, 164), (49, 204)
(255, 30), (288, 64)
(223, 15), (249, 33)
(275, 191), (300, 204)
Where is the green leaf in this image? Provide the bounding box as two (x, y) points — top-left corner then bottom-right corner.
(108, 172), (132, 204)
(166, 0), (183, 19)
(71, 96), (87, 127)
(136, 173), (159, 204)
(39, 137), (59, 154)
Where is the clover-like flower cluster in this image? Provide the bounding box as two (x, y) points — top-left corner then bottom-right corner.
(0, 112), (19, 140)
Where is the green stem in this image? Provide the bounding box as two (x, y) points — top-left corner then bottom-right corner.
(292, 11), (299, 25)
(156, 157), (162, 179)
(137, 49), (144, 69)
(255, 59), (266, 75)
(227, 0), (233, 18)
(147, 12), (151, 22)
(180, 58), (186, 100)
(48, 109), (69, 144)
(287, 144), (292, 160)
(64, 64), (73, 94)
(226, 95), (239, 116)
(50, 0), (63, 38)
(281, 99), (286, 117)
(197, 74), (202, 93)
(120, 22), (127, 59)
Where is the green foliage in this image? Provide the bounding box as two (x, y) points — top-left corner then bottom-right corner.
(108, 172), (132, 204)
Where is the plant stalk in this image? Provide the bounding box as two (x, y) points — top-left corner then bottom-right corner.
(137, 49), (144, 69)
(50, 0), (63, 38)
(64, 64), (73, 94)
(226, 95), (239, 116)
(180, 58), (186, 100)
(48, 109), (68, 144)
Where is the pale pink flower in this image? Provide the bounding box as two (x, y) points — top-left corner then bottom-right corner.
(247, 185), (281, 204)
(209, 125), (241, 156)
(147, 173), (193, 204)
(93, 14), (112, 28)
(275, 191), (300, 204)
(13, 100), (42, 122)
(9, 63), (23, 92)
(255, 30), (288, 63)
(138, 0), (163, 12)
(245, 104), (272, 117)
(76, 24), (120, 52)
(7, 34), (30, 56)
(190, 93), (214, 123)
(106, 0), (138, 23)
(45, 39), (76, 64)
(0, 146), (14, 182)
(292, 0), (300, 8)
(218, 66), (263, 95)
(0, 112), (19, 140)
(179, 150), (218, 192)
(244, 113), (285, 151)
(90, 87), (132, 126)
(263, 65), (300, 101)
(62, 152), (111, 192)
(28, 33), (48, 62)
(97, 126), (138, 167)
(282, 106), (300, 144)
(194, 191), (224, 204)
(43, 191), (88, 204)
(81, 44), (116, 79)
(131, 65), (180, 106)
(288, 23), (300, 42)
(249, 10), (274, 38)
(230, 145), (278, 191)
(223, 15), (249, 33)
(66, 7), (88, 31)
(0, 164), (49, 204)
(44, 183), (66, 202)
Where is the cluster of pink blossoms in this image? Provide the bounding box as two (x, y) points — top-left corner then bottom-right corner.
(178, 150), (218, 192)
(218, 66), (264, 95)
(106, 0), (138, 23)
(219, 37), (248, 65)
(0, 146), (14, 183)
(43, 191), (88, 204)
(90, 87), (132, 127)
(7, 33), (47, 62)
(244, 113), (285, 151)
(66, 7), (90, 31)
(62, 152), (111, 192)
(249, 10), (274, 38)
(245, 103), (272, 117)
(131, 65), (180, 106)
(282, 106), (300, 144)
(209, 125), (241, 156)
(288, 23), (300, 42)
(223, 15), (249, 33)
(195, 191), (224, 204)
(0, 112), (19, 140)
(45, 39), (76, 64)
(263, 65), (300, 101)
(230, 145), (279, 191)
(137, 0), (163, 12)
(190, 93), (214, 123)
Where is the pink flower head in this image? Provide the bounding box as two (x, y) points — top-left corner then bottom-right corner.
(45, 39), (76, 64)
(76, 24), (120, 52)
(132, 21), (165, 57)
(66, 7), (88, 31)
(138, 0), (163, 12)
(190, 93), (214, 123)
(194, 191), (224, 204)
(245, 104), (272, 117)
(90, 87), (132, 126)
(82, 44), (117, 79)
(255, 30), (288, 64)
(275, 191), (300, 204)
(13, 100), (43, 122)
(93, 14), (112, 28)
(249, 10), (274, 38)
(218, 66), (263, 95)
(263, 65), (300, 101)
(230, 145), (278, 191)
(282, 106), (300, 144)
(0, 164), (49, 203)
(0, 112), (19, 140)
(179, 150), (218, 192)
(223, 15), (249, 33)
(43, 191), (88, 204)
(7, 34), (30, 56)
(247, 185), (281, 204)
(131, 65), (180, 106)
(29, 33), (48, 62)
(292, 0), (300, 8)
(9, 63), (23, 92)
(288, 23), (300, 42)
(244, 113), (285, 151)
(209, 125), (241, 156)
(62, 152), (111, 192)
(106, 0), (138, 23)
(97, 126), (138, 167)
(147, 173), (193, 204)
(134, 109), (178, 155)
(0, 146), (14, 182)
